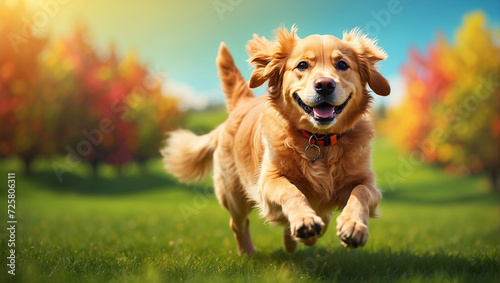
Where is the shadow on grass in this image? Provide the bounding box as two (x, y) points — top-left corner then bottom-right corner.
(254, 247), (498, 281)
(382, 189), (498, 205)
(21, 165), (213, 196)
(379, 175), (499, 205)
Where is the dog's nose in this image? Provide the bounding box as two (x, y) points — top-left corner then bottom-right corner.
(314, 77), (336, 96)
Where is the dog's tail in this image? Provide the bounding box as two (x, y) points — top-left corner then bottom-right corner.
(161, 124), (222, 183)
(163, 43), (250, 182)
(216, 42), (254, 113)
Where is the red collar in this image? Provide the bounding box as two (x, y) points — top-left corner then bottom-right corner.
(299, 129), (349, 146)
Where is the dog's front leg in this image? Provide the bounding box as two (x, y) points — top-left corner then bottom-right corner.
(336, 184), (381, 248)
(259, 163), (324, 244)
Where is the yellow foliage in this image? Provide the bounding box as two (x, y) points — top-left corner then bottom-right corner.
(384, 11), (500, 177)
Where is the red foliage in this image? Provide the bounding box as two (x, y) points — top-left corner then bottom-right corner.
(0, 2), (183, 174)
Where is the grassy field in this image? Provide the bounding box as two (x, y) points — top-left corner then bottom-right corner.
(0, 109), (498, 282)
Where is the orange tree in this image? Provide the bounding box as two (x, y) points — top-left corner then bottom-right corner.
(40, 24), (114, 176)
(48, 24), (183, 177)
(385, 11), (500, 191)
(0, 1), (50, 174)
(1, 1), (183, 177)
(119, 52), (182, 172)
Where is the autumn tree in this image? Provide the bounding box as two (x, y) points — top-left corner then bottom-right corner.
(1, 1), (183, 177)
(385, 11), (500, 191)
(46, 24), (183, 177)
(0, 1), (50, 174)
(120, 52), (182, 172)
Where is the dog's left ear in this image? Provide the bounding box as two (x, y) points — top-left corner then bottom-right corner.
(247, 26), (298, 96)
(343, 29), (391, 96)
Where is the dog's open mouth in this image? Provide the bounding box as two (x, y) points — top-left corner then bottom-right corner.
(293, 93), (352, 124)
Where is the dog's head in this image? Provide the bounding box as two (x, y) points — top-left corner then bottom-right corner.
(247, 26), (390, 133)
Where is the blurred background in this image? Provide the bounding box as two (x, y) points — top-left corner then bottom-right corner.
(0, 0), (499, 282)
(0, 0), (499, 186)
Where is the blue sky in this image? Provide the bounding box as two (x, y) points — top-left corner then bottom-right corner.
(43, 0), (500, 108)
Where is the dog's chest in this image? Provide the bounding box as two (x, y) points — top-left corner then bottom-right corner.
(276, 145), (358, 203)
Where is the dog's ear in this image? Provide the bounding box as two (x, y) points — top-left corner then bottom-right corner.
(343, 29), (391, 96)
(246, 34), (275, 88)
(247, 26), (298, 95)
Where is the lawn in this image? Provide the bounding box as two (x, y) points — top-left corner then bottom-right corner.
(0, 109), (498, 282)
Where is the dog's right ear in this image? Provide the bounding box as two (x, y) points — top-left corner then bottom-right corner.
(247, 27), (298, 93)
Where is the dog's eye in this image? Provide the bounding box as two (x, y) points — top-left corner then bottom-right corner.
(296, 61), (309, 71)
(336, 61), (349, 71)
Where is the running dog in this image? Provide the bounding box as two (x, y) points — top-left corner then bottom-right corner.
(162, 26), (390, 255)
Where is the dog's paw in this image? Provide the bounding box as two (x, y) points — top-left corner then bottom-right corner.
(336, 213), (368, 248)
(290, 215), (324, 240)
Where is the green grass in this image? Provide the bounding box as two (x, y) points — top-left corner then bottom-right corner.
(183, 106), (228, 134)
(0, 136), (498, 281)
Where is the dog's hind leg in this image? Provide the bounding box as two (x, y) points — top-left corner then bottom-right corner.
(229, 215), (254, 255)
(213, 152), (255, 255)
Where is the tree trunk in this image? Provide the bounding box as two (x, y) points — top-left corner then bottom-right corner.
(116, 165), (123, 177)
(23, 157), (32, 176)
(137, 158), (148, 176)
(91, 160), (99, 179)
(491, 167), (499, 193)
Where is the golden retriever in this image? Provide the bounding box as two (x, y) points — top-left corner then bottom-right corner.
(162, 26), (390, 255)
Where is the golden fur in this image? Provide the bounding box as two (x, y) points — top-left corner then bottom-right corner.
(162, 27), (390, 255)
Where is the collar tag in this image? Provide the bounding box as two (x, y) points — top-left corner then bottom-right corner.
(299, 129), (349, 162)
(305, 135), (320, 163)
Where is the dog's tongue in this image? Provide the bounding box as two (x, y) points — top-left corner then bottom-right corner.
(313, 106), (335, 119)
